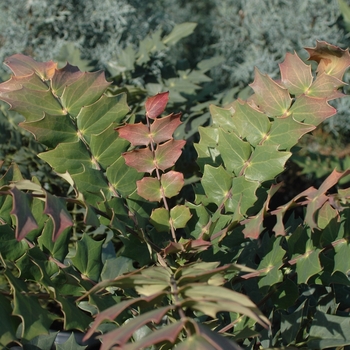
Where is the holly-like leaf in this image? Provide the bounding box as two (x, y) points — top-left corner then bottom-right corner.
(44, 192), (73, 241)
(279, 52), (313, 95)
(56, 332), (88, 350)
(210, 104), (236, 132)
(4, 53), (57, 79)
(161, 171), (184, 199)
(137, 177), (162, 202)
(250, 68), (292, 117)
(244, 145), (291, 182)
(60, 70), (111, 117)
(306, 73), (345, 99)
(71, 234), (104, 282)
(217, 128), (251, 175)
(10, 187), (38, 241)
(305, 40), (350, 80)
(0, 72), (51, 92)
(201, 165), (232, 207)
(20, 113), (79, 148)
(116, 122), (150, 146)
(170, 205), (192, 229)
(231, 100), (271, 147)
(150, 112), (182, 143)
(51, 63), (84, 97)
(154, 139), (186, 171)
(145, 91), (169, 119)
(123, 147), (155, 173)
(150, 207), (170, 232)
(264, 114), (315, 151)
(78, 93), (130, 142)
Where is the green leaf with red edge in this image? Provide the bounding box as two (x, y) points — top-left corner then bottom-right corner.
(305, 40), (350, 80)
(44, 192), (73, 241)
(154, 139), (186, 171)
(289, 95), (336, 126)
(116, 122), (150, 146)
(60, 70), (111, 117)
(98, 306), (174, 350)
(10, 187), (38, 241)
(263, 114), (315, 151)
(279, 52), (313, 95)
(161, 171), (184, 198)
(20, 113), (79, 148)
(123, 147), (155, 173)
(4, 53), (57, 79)
(170, 205), (192, 229)
(0, 72), (50, 92)
(137, 177), (162, 201)
(306, 73), (345, 99)
(150, 207), (170, 232)
(78, 93), (130, 142)
(231, 100), (271, 147)
(51, 63), (84, 97)
(249, 68), (292, 117)
(145, 91), (169, 119)
(0, 86), (65, 122)
(150, 112), (182, 143)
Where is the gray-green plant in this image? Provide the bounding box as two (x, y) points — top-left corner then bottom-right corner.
(0, 41), (350, 349)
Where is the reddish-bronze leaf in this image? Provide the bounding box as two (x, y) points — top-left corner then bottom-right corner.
(43, 192), (74, 241)
(161, 171), (184, 198)
(10, 187), (38, 241)
(279, 52), (313, 95)
(51, 63), (84, 97)
(150, 112), (182, 143)
(116, 122), (150, 146)
(123, 148), (155, 173)
(4, 54), (57, 80)
(145, 91), (169, 119)
(154, 139), (186, 171)
(305, 40), (350, 80)
(137, 177), (162, 202)
(306, 73), (345, 99)
(250, 68), (292, 117)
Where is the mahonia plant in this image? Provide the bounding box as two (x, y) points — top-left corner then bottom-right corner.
(0, 41), (350, 349)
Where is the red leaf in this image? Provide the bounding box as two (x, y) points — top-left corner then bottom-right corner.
(10, 187), (38, 241)
(43, 192), (74, 241)
(305, 40), (350, 80)
(116, 122), (150, 146)
(145, 92), (169, 119)
(154, 139), (186, 171)
(4, 54), (57, 80)
(150, 112), (182, 143)
(123, 148), (155, 173)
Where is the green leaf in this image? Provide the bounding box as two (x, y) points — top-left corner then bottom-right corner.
(279, 52), (313, 95)
(217, 128), (251, 175)
(161, 171), (184, 199)
(39, 140), (92, 175)
(137, 177), (162, 202)
(20, 113), (79, 148)
(250, 68), (292, 117)
(0, 223), (28, 260)
(60, 71), (110, 117)
(210, 104), (236, 132)
(231, 100), (271, 147)
(170, 205), (192, 229)
(78, 93), (129, 142)
(0, 293), (21, 346)
(56, 333), (88, 350)
(162, 22), (197, 46)
(244, 145), (291, 182)
(150, 208), (170, 232)
(71, 234), (104, 282)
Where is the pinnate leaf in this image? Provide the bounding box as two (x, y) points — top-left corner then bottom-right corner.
(145, 91), (169, 119)
(250, 68), (292, 117)
(279, 52), (313, 95)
